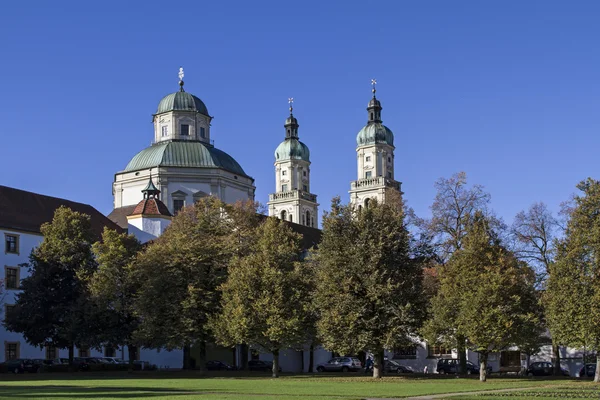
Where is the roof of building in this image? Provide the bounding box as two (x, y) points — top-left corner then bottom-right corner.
(275, 138), (310, 162)
(156, 91), (209, 116)
(107, 205), (137, 229)
(130, 198), (172, 218)
(356, 123), (394, 147)
(122, 140), (250, 177)
(0, 185), (122, 238)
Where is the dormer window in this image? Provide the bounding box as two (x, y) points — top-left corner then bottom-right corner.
(161, 126), (168, 137)
(200, 127), (206, 138)
(181, 124), (189, 136)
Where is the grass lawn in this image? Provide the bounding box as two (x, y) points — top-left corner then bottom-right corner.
(0, 371), (587, 400)
(446, 383), (600, 400)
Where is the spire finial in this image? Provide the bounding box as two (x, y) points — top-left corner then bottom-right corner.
(288, 97), (294, 114)
(371, 78), (377, 96)
(179, 67), (185, 92)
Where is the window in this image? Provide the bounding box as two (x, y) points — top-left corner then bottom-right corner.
(105, 346), (116, 357)
(282, 170), (287, 176)
(46, 346), (57, 360)
(281, 184), (288, 192)
(303, 185), (308, 192)
(365, 171), (372, 179)
(428, 345), (452, 357)
(388, 156), (391, 163)
(200, 127), (206, 138)
(280, 210), (287, 220)
(79, 347), (89, 358)
(303, 171), (307, 176)
(5, 342), (19, 361)
(364, 198), (370, 209)
(173, 199), (184, 214)
(393, 346), (417, 359)
(365, 156), (371, 162)
(5, 235), (18, 254)
(388, 171), (392, 178)
(5, 304), (15, 322)
(289, 215), (293, 222)
(161, 125), (168, 137)
(5, 267), (19, 290)
(180, 124), (189, 136)
(306, 211), (311, 227)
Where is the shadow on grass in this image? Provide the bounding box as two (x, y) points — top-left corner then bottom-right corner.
(0, 385), (214, 398)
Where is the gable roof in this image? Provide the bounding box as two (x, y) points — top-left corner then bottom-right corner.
(0, 185), (122, 239)
(107, 205), (137, 229)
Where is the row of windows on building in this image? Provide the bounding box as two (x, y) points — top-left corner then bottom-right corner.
(281, 184), (309, 192)
(5, 234), (18, 255)
(279, 210), (314, 228)
(4, 342), (124, 361)
(364, 171), (393, 179)
(161, 125), (206, 138)
(392, 345), (452, 359)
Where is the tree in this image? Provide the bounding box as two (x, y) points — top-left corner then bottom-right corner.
(314, 194), (426, 378)
(416, 172), (499, 373)
(511, 202), (562, 374)
(134, 198), (258, 371)
(212, 217), (307, 378)
(440, 213), (540, 382)
(4, 206), (98, 367)
(90, 228), (142, 370)
(546, 179), (600, 382)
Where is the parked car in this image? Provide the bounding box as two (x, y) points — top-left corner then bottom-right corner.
(579, 363), (596, 378)
(437, 359), (491, 375)
(101, 357), (125, 364)
(5, 359), (40, 374)
(316, 357), (362, 372)
(384, 360), (413, 374)
(248, 360), (282, 372)
(206, 360), (235, 371)
(525, 362), (569, 377)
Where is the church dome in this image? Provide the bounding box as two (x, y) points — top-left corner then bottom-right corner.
(356, 123), (394, 147)
(275, 139), (310, 162)
(123, 141), (248, 176)
(156, 91), (209, 116)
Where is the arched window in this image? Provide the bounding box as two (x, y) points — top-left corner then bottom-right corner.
(289, 214), (293, 222)
(370, 112), (374, 120)
(281, 210), (287, 220)
(358, 205), (363, 213)
(364, 198), (370, 209)
(306, 211), (311, 227)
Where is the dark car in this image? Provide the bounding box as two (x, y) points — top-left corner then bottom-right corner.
(579, 363), (596, 378)
(525, 362), (569, 377)
(384, 360), (413, 374)
(206, 360), (235, 371)
(5, 359), (40, 374)
(437, 359), (491, 375)
(248, 360), (281, 372)
(316, 357), (362, 372)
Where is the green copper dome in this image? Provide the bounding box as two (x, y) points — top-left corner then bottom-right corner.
(156, 91), (209, 116)
(275, 139), (310, 162)
(123, 141), (248, 177)
(356, 123), (394, 147)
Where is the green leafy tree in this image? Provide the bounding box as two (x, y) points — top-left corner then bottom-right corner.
(314, 194), (425, 378)
(212, 217), (307, 378)
(134, 198), (258, 371)
(4, 206), (98, 367)
(440, 213), (540, 382)
(546, 179), (600, 382)
(90, 228), (142, 370)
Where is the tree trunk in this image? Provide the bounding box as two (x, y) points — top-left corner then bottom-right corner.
(594, 354), (600, 383)
(183, 344), (191, 370)
(373, 349), (384, 379)
(308, 343), (314, 373)
(68, 344), (75, 372)
(197, 341), (207, 375)
(128, 345), (137, 372)
(272, 349), (280, 378)
(552, 342), (561, 376)
(457, 337), (467, 374)
(479, 352), (488, 382)
(240, 344), (249, 370)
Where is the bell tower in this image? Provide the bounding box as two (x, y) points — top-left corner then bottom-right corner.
(268, 99), (319, 227)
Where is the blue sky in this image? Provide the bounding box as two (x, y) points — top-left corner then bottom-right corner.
(1, 1), (598, 226)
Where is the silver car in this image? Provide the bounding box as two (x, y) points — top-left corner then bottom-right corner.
(316, 357), (362, 372)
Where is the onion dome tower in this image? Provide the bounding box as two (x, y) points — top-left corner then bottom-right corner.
(268, 99), (318, 227)
(349, 79), (402, 208)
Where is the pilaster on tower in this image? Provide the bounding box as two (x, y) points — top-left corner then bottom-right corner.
(268, 99), (319, 227)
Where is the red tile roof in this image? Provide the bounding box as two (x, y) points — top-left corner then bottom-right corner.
(130, 198), (172, 218)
